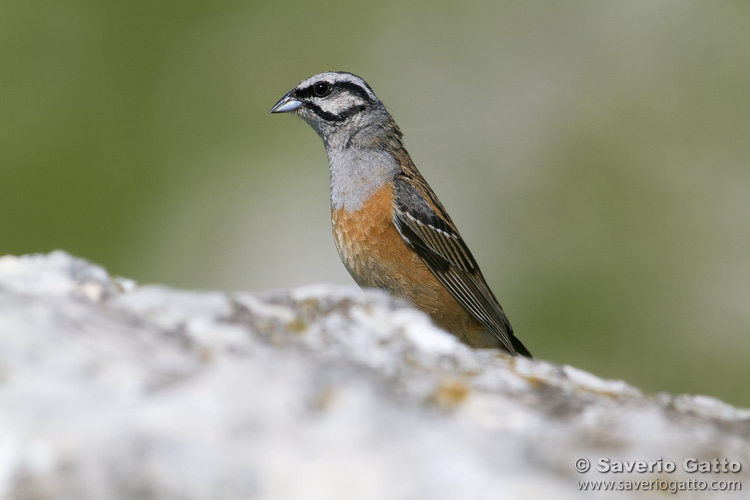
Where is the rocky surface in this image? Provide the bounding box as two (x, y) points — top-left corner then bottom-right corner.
(0, 251), (748, 499)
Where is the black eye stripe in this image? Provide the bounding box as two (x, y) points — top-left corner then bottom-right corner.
(333, 82), (372, 103)
(295, 81), (372, 103)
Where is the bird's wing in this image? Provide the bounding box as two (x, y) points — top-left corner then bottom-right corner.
(392, 172), (530, 357)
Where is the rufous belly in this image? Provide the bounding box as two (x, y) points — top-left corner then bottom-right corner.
(331, 183), (495, 347)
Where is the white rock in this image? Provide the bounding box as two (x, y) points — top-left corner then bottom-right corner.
(0, 252), (747, 499)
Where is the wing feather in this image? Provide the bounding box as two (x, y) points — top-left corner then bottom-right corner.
(392, 173), (523, 355)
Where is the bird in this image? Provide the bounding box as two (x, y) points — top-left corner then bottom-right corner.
(270, 71), (531, 357)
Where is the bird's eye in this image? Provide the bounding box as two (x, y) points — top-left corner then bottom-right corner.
(313, 81), (332, 97)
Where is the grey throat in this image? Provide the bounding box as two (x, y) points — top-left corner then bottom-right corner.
(326, 146), (399, 212)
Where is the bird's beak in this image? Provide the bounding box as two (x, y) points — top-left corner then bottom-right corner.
(270, 91), (302, 114)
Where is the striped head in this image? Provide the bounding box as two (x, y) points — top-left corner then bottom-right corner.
(270, 72), (388, 146)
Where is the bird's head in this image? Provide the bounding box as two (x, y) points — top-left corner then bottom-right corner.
(270, 71), (388, 145)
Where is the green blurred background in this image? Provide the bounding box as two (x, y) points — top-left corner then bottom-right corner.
(2, 1), (749, 406)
